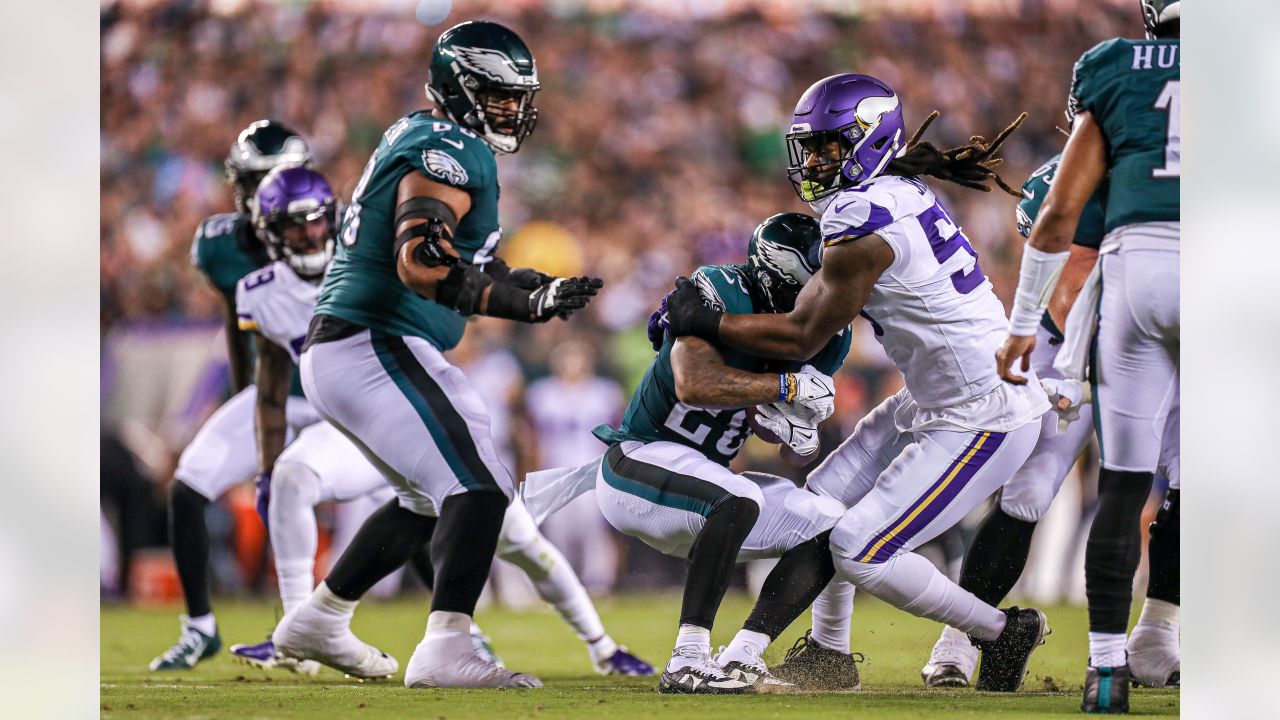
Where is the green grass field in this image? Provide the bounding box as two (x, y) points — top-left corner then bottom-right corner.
(101, 593), (1179, 718)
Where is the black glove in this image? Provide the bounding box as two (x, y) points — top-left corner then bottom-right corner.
(529, 276), (604, 322)
(508, 267), (555, 290)
(665, 276), (722, 341)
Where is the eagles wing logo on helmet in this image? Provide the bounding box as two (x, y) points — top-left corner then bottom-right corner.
(756, 238), (819, 285)
(422, 149), (469, 186)
(453, 46), (537, 86)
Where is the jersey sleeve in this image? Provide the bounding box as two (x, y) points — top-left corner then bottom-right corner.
(819, 190), (899, 248)
(401, 131), (493, 195)
(1015, 154), (1107, 250)
(1068, 38), (1122, 121)
(690, 265), (754, 315)
(234, 275), (261, 332)
(1073, 183), (1108, 250)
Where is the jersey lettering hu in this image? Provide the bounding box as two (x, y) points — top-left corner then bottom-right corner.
(594, 264), (850, 466)
(820, 174), (1047, 430)
(1069, 37), (1179, 232)
(235, 261), (321, 364)
(315, 111), (500, 350)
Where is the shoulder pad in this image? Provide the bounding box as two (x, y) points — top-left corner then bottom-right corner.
(1069, 38), (1125, 118)
(191, 213), (244, 270)
(233, 262), (284, 331)
(690, 265), (753, 315)
(819, 178), (918, 246)
(400, 118), (494, 191)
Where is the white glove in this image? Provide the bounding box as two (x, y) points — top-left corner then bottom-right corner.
(754, 403), (821, 457)
(1040, 377), (1091, 433)
(779, 364), (836, 425)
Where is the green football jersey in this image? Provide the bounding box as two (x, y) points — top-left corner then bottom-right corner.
(190, 212), (305, 396)
(316, 111), (500, 351)
(1069, 37), (1180, 232)
(594, 264), (852, 467)
(1017, 154), (1108, 340)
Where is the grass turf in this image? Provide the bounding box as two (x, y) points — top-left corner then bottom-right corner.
(101, 592), (1179, 718)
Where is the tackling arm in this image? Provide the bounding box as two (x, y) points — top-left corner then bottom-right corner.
(707, 234), (894, 360)
(669, 337), (782, 410)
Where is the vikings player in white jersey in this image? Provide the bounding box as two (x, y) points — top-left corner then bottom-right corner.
(229, 166), (651, 677)
(667, 74), (1052, 692)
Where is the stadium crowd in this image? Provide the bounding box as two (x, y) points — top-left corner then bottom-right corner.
(100, 0), (1131, 601)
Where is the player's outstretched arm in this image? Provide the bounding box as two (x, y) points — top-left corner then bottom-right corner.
(669, 337), (781, 410)
(667, 234), (893, 361)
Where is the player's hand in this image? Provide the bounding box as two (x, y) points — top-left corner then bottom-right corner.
(647, 289), (674, 351)
(508, 267), (555, 290)
(1040, 377), (1091, 433)
(528, 276), (604, 322)
(995, 333), (1037, 385)
(666, 277), (723, 340)
(255, 472), (271, 530)
(780, 364), (836, 425)
(754, 403), (821, 457)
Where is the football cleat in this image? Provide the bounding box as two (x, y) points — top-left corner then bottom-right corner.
(1082, 664), (1131, 714)
(272, 605), (397, 680)
(230, 638), (321, 676)
(921, 626), (979, 688)
(596, 646), (656, 676)
(718, 658), (794, 692)
(405, 632), (541, 689)
(1126, 623), (1180, 688)
(657, 647), (753, 694)
(972, 607), (1049, 692)
(771, 630), (863, 690)
(470, 628), (504, 668)
(149, 616), (221, 671)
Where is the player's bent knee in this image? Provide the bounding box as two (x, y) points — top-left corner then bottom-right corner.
(999, 486), (1054, 523)
(271, 462), (322, 508)
(828, 507), (877, 559)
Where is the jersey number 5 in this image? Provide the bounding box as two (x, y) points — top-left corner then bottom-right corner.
(918, 203), (986, 294)
(1151, 79), (1180, 179)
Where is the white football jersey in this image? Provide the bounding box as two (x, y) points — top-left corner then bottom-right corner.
(820, 175), (1047, 431)
(235, 261), (321, 363)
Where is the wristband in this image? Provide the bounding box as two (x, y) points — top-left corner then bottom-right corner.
(779, 373), (797, 403)
(1009, 245), (1070, 336)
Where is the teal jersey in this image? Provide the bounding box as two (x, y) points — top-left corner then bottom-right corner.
(189, 211), (304, 397)
(316, 111), (500, 350)
(1017, 155), (1108, 340)
(594, 264), (852, 467)
(1069, 38), (1180, 232)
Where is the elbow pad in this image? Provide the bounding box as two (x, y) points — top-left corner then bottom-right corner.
(393, 197), (458, 268)
(435, 264), (494, 316)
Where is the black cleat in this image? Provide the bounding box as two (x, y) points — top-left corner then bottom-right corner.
(771, 630), (863, 691)
(1082, 664), (1131, 714)
(972, 607), (1049, 692)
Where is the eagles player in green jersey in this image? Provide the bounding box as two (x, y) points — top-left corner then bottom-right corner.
(271, 21), (601, 689)
(994, 1), (1180, 713)
(150, 120), (314, 672)
(591, 213), (850, 693)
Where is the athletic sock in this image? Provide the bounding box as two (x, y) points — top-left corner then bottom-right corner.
(674, 624), (712, 654)
(326, 498), (437, 601)
(429, 492), (507, 614)
(1145, 489), (1180, 606)
(1135, 598), (1179, 629)
(742, 531), (835, 640)
(313, 581), (359, 618)
(186, 612), (216, 636)
(1089, 631), (1128, 668)
(958, 506), (1038, 607)
(498, 532), (607, 643)
(718, 629), (771, 667)
(837, 551), (1006, 642)
(810, 578), (855, 654)
(267, 462), (323, 614)
(679, 496), (760, 629)
(587, 635), (620, 666)
(170, 480), (213, 618)
(1086, 469), (1154, 634)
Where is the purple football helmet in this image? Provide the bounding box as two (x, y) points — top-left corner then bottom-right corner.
(786, 74), (906, 201)
(253, 166), (337, 279)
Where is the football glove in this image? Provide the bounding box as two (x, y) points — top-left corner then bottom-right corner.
(255, 471), (271, 530)
(508, 267), (555, 290)
(779, 364), (836, 425)
(528, 276), (604, 322)
(665, 276), (722, 341)
(1040, 377), (1091, 433)
(647, 289), (674, 351)
(754, 403), (821, 457)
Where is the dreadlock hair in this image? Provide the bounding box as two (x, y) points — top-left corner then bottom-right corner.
(884, 111), (1027, 197)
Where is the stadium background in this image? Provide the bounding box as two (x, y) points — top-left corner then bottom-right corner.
(99, 0), (1153, 618)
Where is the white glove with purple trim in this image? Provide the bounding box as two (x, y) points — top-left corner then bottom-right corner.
(754, 402), (821, 457)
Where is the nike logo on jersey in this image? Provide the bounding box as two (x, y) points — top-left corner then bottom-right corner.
(440, 137), (465, 150)
(1023, 188), (1035, 200)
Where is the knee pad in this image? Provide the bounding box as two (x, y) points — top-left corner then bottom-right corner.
(829, 505), (877, 560)
(712, 493), (762, 524)
(999, 482), (1056, 523)
(271, 462), (323, 508)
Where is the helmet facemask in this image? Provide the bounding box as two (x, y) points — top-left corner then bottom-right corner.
(258, 201), (336, 280)
(427, 62), (540, 154)
(787, 126), (859, 202)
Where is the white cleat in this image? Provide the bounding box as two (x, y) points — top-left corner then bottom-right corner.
(404, 632), (541, 689)
(271, 603), (398, 680)
(1127, 623), (1181, 688)
(715, 646), (792, 691)
(921, 626), (979, 688)
(658, 647), (752, 694)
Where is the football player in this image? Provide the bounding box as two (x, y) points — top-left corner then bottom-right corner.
(665, 73), (1052, 693)
(150, 120), (314, 672)
(528, 212), (850, 694)
(995, 1), (1180, 711)
(270, 21), (602, 689)
(228, 165), (651, 677)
